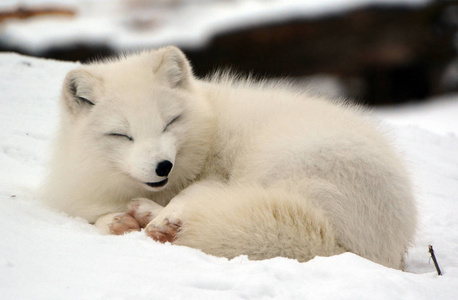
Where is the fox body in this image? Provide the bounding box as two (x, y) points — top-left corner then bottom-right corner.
(41, 47), (417, 269)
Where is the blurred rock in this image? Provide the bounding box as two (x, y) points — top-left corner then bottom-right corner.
(184, 1), (458, 105)
(0, 6), (75, 22)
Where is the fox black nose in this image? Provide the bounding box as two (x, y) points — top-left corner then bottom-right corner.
(156, 160), (173, 177)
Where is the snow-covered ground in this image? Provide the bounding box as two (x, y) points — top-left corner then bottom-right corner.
(1, 53), (457, 299)
(0, 0), (431, 53)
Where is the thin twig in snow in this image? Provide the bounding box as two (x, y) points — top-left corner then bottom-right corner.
(428, 245), (442, 276)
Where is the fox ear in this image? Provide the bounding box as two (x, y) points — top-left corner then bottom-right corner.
(154, 46), (193, 88)
(62, 69), (97, 116)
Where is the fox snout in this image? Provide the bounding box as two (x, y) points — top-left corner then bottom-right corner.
(156, 160), (173, 177)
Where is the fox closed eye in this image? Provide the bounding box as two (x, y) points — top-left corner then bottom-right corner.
(163, 115), (181, 132)
(77, 96), (95, 106)
(107, 133), (133, 141)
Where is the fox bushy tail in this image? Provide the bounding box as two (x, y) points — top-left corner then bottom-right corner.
(175, 183), (346, 262)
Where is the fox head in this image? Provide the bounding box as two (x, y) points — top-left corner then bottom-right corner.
(59, 47), (213, 194)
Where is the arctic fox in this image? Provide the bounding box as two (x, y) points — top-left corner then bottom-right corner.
(41, 46), (417, 269)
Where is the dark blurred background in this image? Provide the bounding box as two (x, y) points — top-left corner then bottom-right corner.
(1, 0), (457, 106)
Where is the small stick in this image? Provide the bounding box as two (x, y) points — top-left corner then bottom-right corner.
(428, 245), (442, 276)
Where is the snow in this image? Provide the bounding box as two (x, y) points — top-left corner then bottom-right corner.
(375, 97), (458, 136)
(1, 52), (458, 299)
(0, 0), (432, 53)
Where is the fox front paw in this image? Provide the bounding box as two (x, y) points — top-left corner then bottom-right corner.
(108, 212), (141, 235)
(145, 218), (182, 243)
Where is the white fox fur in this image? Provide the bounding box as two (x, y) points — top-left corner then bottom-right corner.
(41, 46), (417, 269)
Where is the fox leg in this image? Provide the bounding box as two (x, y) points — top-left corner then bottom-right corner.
(144, 181), (214, 242)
